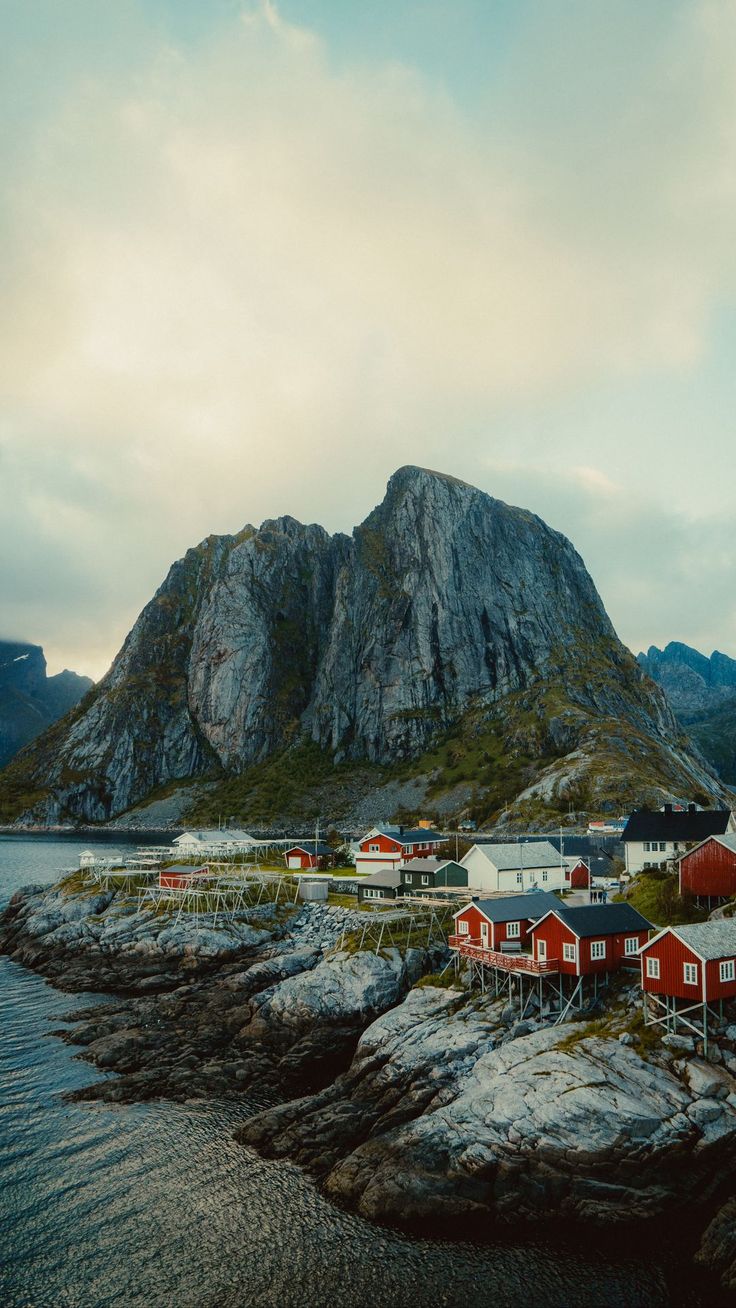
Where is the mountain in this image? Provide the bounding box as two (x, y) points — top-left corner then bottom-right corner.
(638, 643), (736, 784)
(0, 642), (93, 771)
(0, 468), (728, 828)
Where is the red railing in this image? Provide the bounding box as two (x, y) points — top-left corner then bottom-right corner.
(448, 935), (559, 974)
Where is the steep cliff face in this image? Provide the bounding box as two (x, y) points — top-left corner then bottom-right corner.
(0, 642), (92, 770)
(639, 643), (736, 783)
(0, 468), (728, 825)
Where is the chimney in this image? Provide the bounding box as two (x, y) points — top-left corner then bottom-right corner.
(688, 803), (697, 814)
(664, 803), (673, 814)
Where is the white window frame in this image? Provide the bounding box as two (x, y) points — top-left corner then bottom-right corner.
(536, 938), (547, 961)
(643, 841), (650, 852)
(542, 870), (548, 882)
(590, 940), (606, 961)
(516, 872), (523, 885)
(683, 962), (698, 986)
(624, 937), (639, 956)
(405, 845), (413, 854)
(645, 956), (660, 979)
(421, 875), (429, 885)
(506, 921), (520, 939)
(458, 919), (469, 935)
(719, 959), (735, 983)
(369, 843), (380, 852)
(563, 942), (576, 962)
(659, 842), (667, 852)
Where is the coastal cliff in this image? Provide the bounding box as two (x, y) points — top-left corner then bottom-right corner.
(3, 872), (736, 1296)
(0, 468), (728, 828)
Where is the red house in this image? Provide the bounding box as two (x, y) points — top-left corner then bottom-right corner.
(355, 826), (444, 875)
(529, 903), (651, 975)
(639, 922), (736, 1004)
(452, 891), (559, 951)
(679, 834), (736, 906)
(159, 864), (209, 890)
(568, 858), (591, 890)
(284, 841), (334, 870)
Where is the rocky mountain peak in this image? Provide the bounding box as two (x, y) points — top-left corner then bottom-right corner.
(0, 471), (728, 825)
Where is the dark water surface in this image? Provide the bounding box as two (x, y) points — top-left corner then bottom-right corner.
(0, 834), (722, 1307)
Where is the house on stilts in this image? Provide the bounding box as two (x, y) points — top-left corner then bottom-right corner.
(639, 920), (736, 1055)
(450, 898), (651, 1024)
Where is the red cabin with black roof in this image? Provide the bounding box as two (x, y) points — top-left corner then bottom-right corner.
(529, 903), (651, 975)
(452, 891), (559, 951)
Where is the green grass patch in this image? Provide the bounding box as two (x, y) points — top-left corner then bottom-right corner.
(614, 871), (707, 928)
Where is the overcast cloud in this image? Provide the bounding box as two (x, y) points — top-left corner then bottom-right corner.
(1, 0), (736, 678)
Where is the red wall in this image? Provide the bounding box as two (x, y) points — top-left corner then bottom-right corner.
(570, 861), (590, 889)
(160, 865), (208, 890)
(641, 931), (736, 1001)
(454, 903), (488, 942)
(285, 849), (317, 869)
(679, 839), (736, 899)
(453, 904), (535, 949)
(531, 914), (648, 975)
(359, 833), (402, 855)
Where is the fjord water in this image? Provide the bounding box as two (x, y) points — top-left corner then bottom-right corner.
(0, 835), (713, 1307)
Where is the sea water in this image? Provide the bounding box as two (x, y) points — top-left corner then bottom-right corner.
(0, 834), (720, 1307)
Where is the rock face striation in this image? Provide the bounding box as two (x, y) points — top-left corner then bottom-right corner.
(0, 641), (92, 770)
(1, 468), (728, 824)
(639, 643), (736, 784)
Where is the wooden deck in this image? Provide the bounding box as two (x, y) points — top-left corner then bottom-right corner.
(448, 934), (559, 974)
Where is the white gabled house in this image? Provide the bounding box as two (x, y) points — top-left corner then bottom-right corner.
(459, 840), (568, 894)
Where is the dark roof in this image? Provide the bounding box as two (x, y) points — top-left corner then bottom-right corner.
(461, 890), (559, 924)
(533, 903), (652, 938)
(622, 809), (732, 843)
(359, 869), (403, 889)
(394, 828), (443, 845)
(536, 835), (619, 860)
(403, 857), (460, 873)
(286, 841), (333, 856)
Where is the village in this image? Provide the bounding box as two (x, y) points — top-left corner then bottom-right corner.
(77, 801), (736, 1057)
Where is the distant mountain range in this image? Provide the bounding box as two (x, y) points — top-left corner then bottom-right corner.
(0, 642), (92, 771)
(0, 467), (727, 830)
(638, 643), (736, 784)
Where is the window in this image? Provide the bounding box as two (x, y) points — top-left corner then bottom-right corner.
(506, 921), (520, 938)
(363, 888), (383, 900)
(624, 937), (639, 956)
(563, 942), (576, 962)
(643, 841), (650, 852)
(542, 871), (548, 882)
(683, 962), (698, 985)
(720, 960), (735, 983)
(458, 919), (469, 935)
(646, 956), (660, 979)
(421, 875), (429, 885)
(659, 842), (667, 852)
(369, 843), (380, 852)
(590, 940), (606, 960)
(405, 845), (413, 854)
(516, 872), (523, 885)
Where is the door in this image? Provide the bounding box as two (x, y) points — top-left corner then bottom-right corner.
(537, 938), (547, 961)
(480, 922), (489, 949)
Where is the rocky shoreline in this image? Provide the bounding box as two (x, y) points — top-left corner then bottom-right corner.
(3, 875), (736, 1297)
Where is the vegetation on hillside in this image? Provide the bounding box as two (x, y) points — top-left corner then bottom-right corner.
(615, 869), (708, 928)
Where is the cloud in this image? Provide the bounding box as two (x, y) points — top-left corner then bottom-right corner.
(0, 1), (735, 676)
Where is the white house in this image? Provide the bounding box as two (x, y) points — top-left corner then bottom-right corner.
(459, 840), (567, 894)
(172, 829), (255, 855)
(621, 805), (735, 876)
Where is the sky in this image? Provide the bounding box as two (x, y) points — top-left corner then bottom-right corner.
(2, 0), (736, 680)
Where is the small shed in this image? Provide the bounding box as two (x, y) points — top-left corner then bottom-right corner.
(568, 858), (591, 890)
(401, 858), (467, 892)
(529, 903), (651, 975)
(284, 841), (334, 870)
(160, 864), (209, 890)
